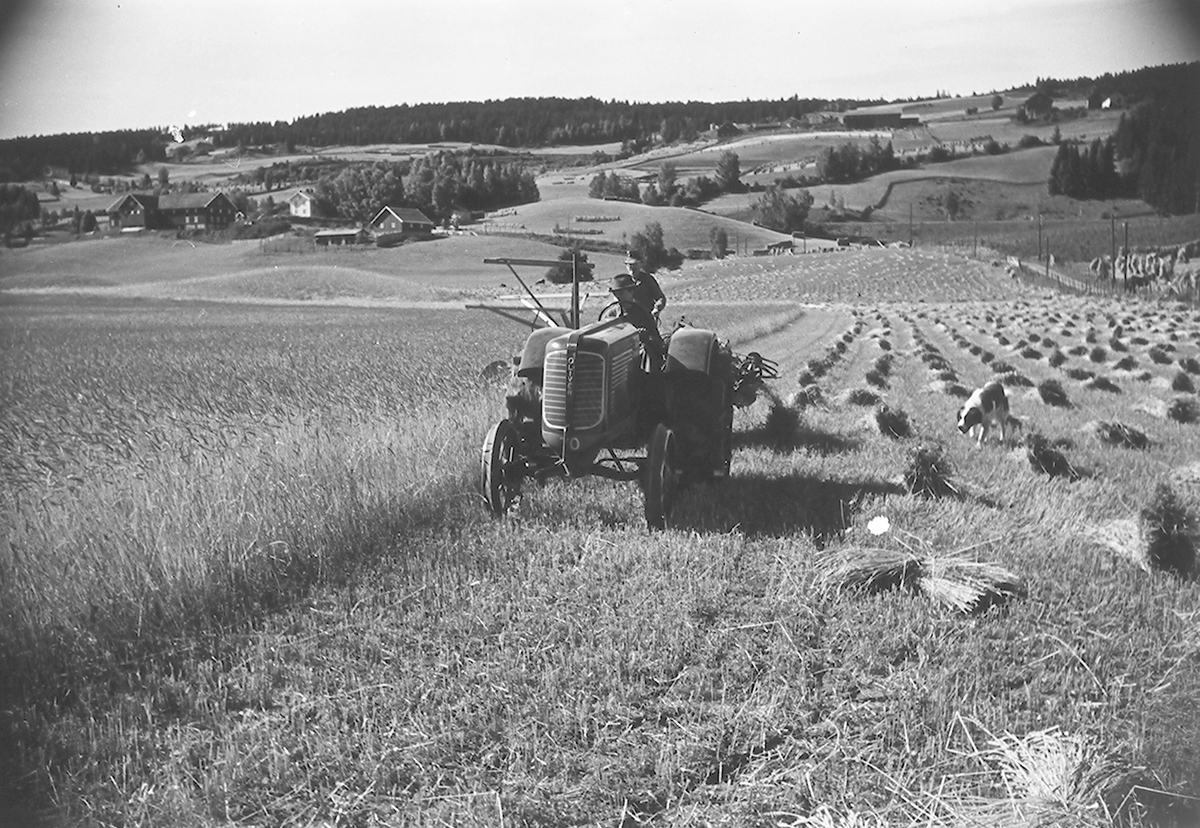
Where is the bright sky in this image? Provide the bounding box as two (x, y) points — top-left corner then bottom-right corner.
(0, 0), (1197, 140)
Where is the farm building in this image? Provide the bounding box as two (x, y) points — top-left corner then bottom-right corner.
(369, 206), (435, 246)
(106, 191), (237, 231)
(842, 107), (922, 129)
(157, 193), (237, 230)
(314, 229), (363, 247)
(289, 190), (318, 218)
(107, 193), (158, 230)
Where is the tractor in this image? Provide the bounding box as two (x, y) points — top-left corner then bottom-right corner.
(474, 256), (776, 530)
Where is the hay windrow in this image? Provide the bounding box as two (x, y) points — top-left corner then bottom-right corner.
(904, 443), (959, 499)
(1084, 419), (1150, 450)
(763, 398), (802, 450)
(1084, 375), (1121, 393)
(785, 384), (823, 409)
(843, 388), (880, 407)
(1140, 483), (1197, 578)
(1037, 378), (1071, 407)
(874, 403), (912, 439)
(973, 727), (1150, 827)
(1167, 395), (1200, 424)
(1080, 489), (1199, 579)
(825, 542), (1024, 613)
(1025, 431), (1082, 480)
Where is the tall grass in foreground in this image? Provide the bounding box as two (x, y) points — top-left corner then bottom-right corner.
(0, 397), (493, 710)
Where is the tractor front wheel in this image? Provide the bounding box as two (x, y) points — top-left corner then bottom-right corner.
(644, 423), (680, 530)
(482, 420), (522, 516)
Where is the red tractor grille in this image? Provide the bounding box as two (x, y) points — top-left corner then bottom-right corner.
(543, 349), (604, 430)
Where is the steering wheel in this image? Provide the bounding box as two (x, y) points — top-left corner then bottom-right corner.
(598, 301), (623, 322)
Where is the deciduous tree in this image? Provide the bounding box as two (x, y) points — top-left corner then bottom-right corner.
(709, 225), (728, 259)
(752, 185), (813, 233)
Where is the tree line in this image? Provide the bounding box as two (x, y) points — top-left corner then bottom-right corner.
(1047, 138), (1120, 200)
(216, 96), (874, 152)
(815, 136), (900, 183)
(0, 184), (40, 235)
(0, 97), (874, 179)
(1111, 87), (1200, 215)
(0, 129), (167, 181)
(1047, 63), (1199, 214)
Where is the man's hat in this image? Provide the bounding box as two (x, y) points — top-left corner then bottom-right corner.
(610, 272), (637, 291)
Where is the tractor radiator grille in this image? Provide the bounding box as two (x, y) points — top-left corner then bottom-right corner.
(543, 349), (604, 430)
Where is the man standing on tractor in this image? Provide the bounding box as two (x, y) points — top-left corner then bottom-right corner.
(623, 253), (667, 320)
(604, 254), (668, 369)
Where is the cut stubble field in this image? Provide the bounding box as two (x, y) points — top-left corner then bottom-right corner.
(2, 247), (1199, 826)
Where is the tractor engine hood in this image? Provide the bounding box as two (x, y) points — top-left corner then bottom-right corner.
(541, 320), (642, 474)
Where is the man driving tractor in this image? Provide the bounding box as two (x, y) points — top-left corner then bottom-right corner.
(603, 254), (668, 369)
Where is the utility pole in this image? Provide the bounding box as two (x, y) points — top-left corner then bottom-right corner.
(1110, 210), (1116, 288)
(1045, 237), (1050, 282)
(1037, 212), (1042, 261)
(1123, 221), (1129, 289)
(973, 220), (978, 259)
(570, 251), (581, 328)
(908, 202), (913, 247)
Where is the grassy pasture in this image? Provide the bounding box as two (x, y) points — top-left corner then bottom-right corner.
(4, 242), (1200, 825)
(708, 146), (1060, 219)
(0, 233), (644, 302)
(925, 108), (1125, 148)
(476, 195), (792, 253)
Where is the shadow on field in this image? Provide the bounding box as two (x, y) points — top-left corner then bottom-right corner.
(733, 422), (862, 455)
(677, 472), (904, 545)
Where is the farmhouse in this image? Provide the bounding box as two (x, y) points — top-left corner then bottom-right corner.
(157, 193), (237, 230)
(369, 206), (435, 246)
(289, 190), (318, 218)
(1021, 91), (1055, 119)
(106, 191), (237, 231)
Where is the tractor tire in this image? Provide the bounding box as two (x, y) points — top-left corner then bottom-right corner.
(482, 419), (522, 516)
(644, 423), (680, 530)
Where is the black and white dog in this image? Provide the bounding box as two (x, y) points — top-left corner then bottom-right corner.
(957, 380), (1012, 446)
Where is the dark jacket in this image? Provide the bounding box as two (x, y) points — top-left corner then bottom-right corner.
(629, 271), (666, 316)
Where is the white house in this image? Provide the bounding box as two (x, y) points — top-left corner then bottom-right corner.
(288, 190), (318, 218)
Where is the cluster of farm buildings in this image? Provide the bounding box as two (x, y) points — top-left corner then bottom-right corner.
(105, 190), (434, 246)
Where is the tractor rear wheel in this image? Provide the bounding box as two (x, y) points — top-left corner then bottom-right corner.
(644, 423), (680, 530)
(482, 420), (521, 516)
